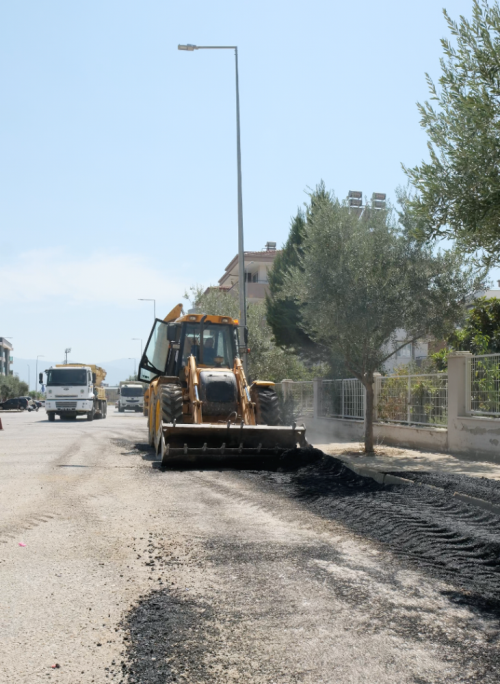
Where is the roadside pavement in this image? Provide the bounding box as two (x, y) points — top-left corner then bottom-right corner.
(309, 431), (500, 481)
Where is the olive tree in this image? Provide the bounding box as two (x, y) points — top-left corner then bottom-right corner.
(404, 1), (500, 263)
(0, 375), (29, 401)
(285, 191), (484, 452)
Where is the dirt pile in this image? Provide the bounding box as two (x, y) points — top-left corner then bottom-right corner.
(277, 453), (500, 608)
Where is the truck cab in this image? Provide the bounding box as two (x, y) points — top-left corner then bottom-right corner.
(117, 384), (145, 413)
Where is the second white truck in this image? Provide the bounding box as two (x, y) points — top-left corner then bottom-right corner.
(117, 383), (144, 413)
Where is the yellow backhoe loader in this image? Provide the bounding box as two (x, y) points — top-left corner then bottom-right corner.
(138, 304), (306, 467)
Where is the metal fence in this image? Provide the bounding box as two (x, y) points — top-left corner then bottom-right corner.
(320, 379), (365, 420)
(375, 374), (448, 426)
(470, 354), (500, 416)
(274, 381), (314, 423)
(274, 374), (448, 427)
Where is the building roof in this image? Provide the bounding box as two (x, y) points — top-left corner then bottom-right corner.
(0, 338), (13, 350)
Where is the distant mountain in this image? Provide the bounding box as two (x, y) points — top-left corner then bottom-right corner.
(12, 358), (137, 389)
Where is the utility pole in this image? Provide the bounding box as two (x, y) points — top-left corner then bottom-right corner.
(178, 43), (247, 371)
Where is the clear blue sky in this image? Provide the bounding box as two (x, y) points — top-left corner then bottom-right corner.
(1, 0), (492, 368)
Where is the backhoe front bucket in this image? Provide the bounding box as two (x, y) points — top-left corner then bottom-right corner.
(158, 422), (306, 467)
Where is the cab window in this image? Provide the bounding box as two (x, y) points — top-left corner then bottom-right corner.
(181, 323), (234, 368)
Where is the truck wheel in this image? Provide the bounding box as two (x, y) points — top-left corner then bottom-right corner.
(48, 412), (55, 422)
(160, 384), (183, 424)
(87, 409), (94, 422)
(252, 386), (281, 425)
(119, 407), (124, 413)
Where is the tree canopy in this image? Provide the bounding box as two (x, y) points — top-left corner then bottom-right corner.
(285, 189), (484, 451)
(0, 375), (29, 401)
(266, 209), (311, 350)
(403, 1), (500, 262)
(431, 296), (500, 370)
(266, 183), (330, 357)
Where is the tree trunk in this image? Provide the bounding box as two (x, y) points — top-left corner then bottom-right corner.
(364, 376), (375, 453)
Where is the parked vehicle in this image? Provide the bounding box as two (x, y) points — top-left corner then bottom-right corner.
(0, 397), (30, 411)
(18, 397), (39, 411)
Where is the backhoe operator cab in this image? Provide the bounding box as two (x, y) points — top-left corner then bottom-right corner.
(139, 315), (238, 383)
(138, 304), (305, 465)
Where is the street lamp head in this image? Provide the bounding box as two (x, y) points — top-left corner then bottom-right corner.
(178, 44), (197, 51)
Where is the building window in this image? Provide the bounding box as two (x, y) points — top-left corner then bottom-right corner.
(396, 342), (412, 358)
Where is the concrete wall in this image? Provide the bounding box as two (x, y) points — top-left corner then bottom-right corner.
(306, 417), (448, 452)
(449, 416), (500, 461)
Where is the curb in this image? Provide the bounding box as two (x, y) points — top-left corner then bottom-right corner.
(343, 460), (500, 517)
(347, 463), (414, 487)
(453, 491), (500, 517)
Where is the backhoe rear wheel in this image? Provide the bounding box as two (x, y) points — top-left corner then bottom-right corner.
(252, 386), (281, 426)
(160, 384), (183, 424)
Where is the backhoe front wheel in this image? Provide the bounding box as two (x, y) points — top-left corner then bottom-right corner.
(160, 384), (183, 424)
(252, 386), (281, 426)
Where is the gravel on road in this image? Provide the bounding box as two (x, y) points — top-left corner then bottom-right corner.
(1, 412), (500, 683)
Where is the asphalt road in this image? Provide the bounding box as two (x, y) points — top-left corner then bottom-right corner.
(0, 410), (499, 683)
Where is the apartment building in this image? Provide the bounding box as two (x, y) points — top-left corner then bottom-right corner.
(0, 338), (13, 376)
(216, 242), (280, 303)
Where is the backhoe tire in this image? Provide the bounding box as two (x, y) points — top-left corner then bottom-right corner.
(160, 384), (183, 424)
(253, 386), (281, 426)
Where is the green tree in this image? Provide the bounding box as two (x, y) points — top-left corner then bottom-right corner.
(185, 284), (240, 320)
(246, 301), (322, 382)
(185, 286), (319, 382)
(285, 190), (484, 452)
(449, 296), (500, 352)
(403, 1), (500, 262)
(266, 183), (330, 358)
(430, 296), (500, 370)
(266, 210), (313, 351)
(0, 375), (29, 401)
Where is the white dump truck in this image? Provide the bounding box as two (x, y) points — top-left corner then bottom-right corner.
(42, 364), (107, 422)
(117, 383), (144, 413)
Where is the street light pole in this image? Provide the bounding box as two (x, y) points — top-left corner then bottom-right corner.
(132, 338), (143, 358)
(138, 299), (156, 320)
(178, 43), (247, 371)
(128, 358), (136, 377)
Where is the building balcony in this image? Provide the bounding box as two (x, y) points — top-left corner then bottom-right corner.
(246, 282), (269, 300)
